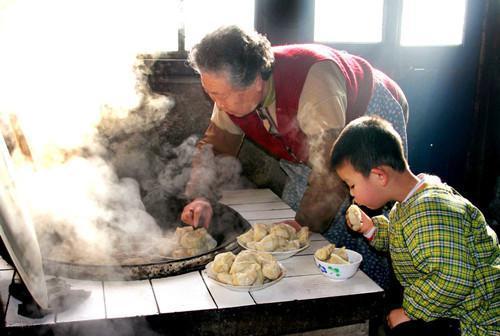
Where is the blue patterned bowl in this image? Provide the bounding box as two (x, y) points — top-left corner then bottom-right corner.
(314, 249), (362, 281)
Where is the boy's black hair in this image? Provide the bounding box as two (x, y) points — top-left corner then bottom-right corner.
(330, 116), (407, 177)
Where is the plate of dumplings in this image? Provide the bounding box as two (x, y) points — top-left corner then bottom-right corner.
(204, 250), (286, 292)
(237, 222), (311, 260)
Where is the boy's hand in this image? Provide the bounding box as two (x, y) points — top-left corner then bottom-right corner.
(346, 205), (374, 235)
(386, 308), (411, 329)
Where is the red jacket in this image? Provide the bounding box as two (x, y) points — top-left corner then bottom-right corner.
(228, 44), (401, 163)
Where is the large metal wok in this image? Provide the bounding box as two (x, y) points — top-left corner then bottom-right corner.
(41, 199), (251, 280)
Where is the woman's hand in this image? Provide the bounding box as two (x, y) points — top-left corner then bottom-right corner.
(386, 308), (411, 329)
(180, 198), (213, 228)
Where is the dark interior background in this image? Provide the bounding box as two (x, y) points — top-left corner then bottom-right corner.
(148, 0), (500, 231)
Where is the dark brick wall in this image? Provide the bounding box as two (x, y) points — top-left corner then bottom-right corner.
(148, 60), (287, 197)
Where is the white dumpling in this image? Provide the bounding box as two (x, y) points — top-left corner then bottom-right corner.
(262, 260), (281, 280)
(232, 264), (260, 286)
(269, 223), (296, 240)
(255, 234), (287, 252)
(327, 253), (349, 264)
(255, 251), (274, 264)
(205, 234), (217, 251)
(171, 248), (188, 259)
(333, 247), (349, 262)
(235, 250), (259, 263)
(175, 226), (193, 243)
(253, 223), (269, 242)
(285, 239), (301, 250)
(246, 241), (257, 250)
(297, 227), (310, 246)
(314, 244), (336, 261)
(347, 204), (363, 231)
(238, 229), (255, 245)
(180, 228), (207, 248)
(216, 272), (233, 285)
(230, 251), (259, 274)
(212, 252), (236, 273)
(185, 248), (205, 257)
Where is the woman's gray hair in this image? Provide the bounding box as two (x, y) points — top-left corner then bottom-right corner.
(188, 25), (274, 89)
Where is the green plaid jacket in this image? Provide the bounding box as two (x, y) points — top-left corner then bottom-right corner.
(371, 180), (500, 336)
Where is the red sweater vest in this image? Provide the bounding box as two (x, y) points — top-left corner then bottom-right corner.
(229, 44), (390, 163)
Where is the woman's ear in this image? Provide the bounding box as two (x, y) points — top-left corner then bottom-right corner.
(370, 166), (389, 186)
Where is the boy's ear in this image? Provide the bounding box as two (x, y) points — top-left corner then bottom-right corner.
(370, 166), (389, 186)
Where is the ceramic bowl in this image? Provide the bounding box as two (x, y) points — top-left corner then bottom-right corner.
(314, 249), (362, 281)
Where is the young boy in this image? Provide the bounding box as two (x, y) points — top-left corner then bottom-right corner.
(330, 116), (499, 336)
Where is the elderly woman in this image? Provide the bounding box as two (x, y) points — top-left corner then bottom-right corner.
(181, 25), (409, 289)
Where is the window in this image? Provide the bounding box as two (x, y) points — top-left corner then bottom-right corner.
(0, 0), (254, 56)
(183, 0), (255, 51)
(400, 0), (467, 46)
(314, 0), (384, 43)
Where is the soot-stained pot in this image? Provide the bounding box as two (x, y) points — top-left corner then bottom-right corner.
(42, 199), (251, 280)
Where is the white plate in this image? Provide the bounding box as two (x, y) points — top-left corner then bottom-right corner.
(204, 261), (286, 292)
(237, 240), (310, 260)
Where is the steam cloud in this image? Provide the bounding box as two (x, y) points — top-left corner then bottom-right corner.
(0, 1), (248, 269)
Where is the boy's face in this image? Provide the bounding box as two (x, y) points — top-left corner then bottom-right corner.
(336, 161), (387, 210)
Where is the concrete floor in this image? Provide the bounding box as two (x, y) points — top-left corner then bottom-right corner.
(286, 321), (369, 336)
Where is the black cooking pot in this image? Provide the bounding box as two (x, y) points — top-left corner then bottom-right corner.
(42, 197), (251, 280)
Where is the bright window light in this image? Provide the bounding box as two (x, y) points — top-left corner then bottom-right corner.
(184, 0), (255, 50)
(400, 0), (466, 46)
(0, 0), (180, 54)
(314, 0), (384, 43)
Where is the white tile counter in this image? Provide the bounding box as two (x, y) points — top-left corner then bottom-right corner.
(0, 189), (384, 335)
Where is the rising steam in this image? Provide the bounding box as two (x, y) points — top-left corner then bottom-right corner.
(0, 0), (246, 267)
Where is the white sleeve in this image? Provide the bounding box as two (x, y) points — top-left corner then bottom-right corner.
(297, 61), (347, 136)
(210, 105), (244, 135)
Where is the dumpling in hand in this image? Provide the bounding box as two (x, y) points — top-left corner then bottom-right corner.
(347, 204), (363, 231)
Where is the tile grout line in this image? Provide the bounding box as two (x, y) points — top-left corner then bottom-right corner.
(149, 278), (161, 314)
(101, 280), (107, 319)
(199, 270), (219, 309)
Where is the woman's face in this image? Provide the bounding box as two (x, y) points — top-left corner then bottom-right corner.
(200, 71), (265, 118)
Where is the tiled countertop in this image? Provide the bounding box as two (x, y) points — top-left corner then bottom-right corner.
(0, 189), (384, 335)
